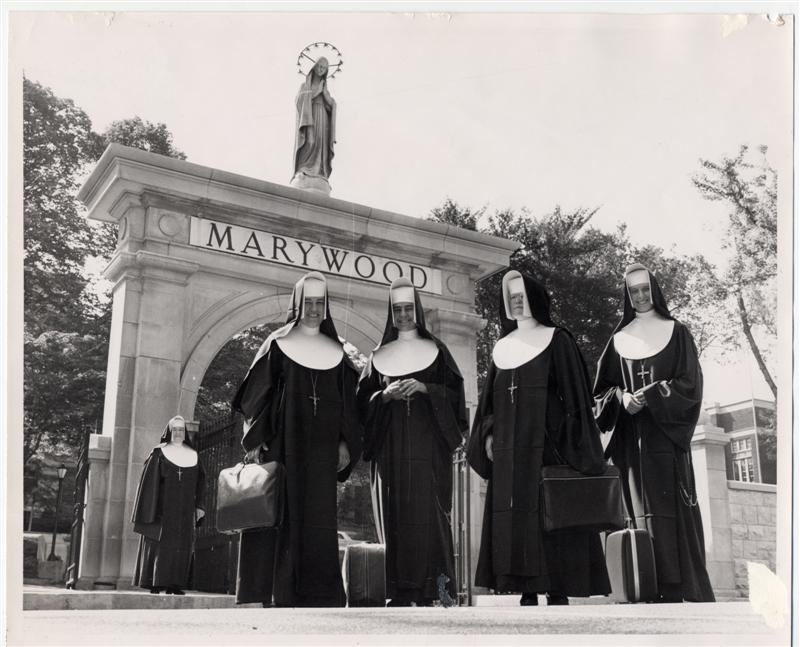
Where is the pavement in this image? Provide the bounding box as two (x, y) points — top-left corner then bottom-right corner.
(9, 586), (789, 646)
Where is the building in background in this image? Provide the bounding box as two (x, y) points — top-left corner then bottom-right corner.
(705, 399), (777, 485)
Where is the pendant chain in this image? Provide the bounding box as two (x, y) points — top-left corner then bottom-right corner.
(309, 370), (320, 416)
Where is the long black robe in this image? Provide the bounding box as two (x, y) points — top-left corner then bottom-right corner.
(594, 276), (715, 602)
(131, 446), (205, 590)
(358, 348), (466, 603)
(232, 337), (360, 607)
(468, 329), (611, 596)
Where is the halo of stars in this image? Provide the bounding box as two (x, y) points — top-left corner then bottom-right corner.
(296, 42), (344, 79)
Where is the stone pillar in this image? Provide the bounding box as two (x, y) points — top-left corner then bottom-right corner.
(76, 435), (111, 588)
(691, 423), (737, 599)
(80, 200), (198, 588)
(425, 307), (486, 586)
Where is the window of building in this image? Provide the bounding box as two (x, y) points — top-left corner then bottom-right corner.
(731, 435), (756, 483)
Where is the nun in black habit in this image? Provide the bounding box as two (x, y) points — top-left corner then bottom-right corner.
(593, 263), (715, 602)
(132, 415), (205, 594)
(466, 271), (610, 606)
(357, 277), (468, 606)
(232, 271), (361, 607)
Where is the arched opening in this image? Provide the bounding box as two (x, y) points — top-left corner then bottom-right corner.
(186, 303), (383, 593)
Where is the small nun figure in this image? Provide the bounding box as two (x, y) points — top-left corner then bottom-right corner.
(357, 277), (468, 607)
(466, 271), (610, 606)
(232, 271), (361, 607)
(131, 415), (206, 595)
(593, 263), (715, 603)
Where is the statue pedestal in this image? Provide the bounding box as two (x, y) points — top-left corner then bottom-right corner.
(290, 173), (331, 195)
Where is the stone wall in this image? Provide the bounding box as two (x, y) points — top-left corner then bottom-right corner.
(727, 481), (777, 597)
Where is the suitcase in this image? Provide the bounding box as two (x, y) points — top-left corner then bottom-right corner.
(341, 543), (386, 607)
(605, 528), (658, 603)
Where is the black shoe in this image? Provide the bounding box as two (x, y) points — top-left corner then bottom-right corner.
(166, 588), (185, 595)
(546, 592), (569, 606)
(149, 587), (162, 594)
(520, 593), (539, 606)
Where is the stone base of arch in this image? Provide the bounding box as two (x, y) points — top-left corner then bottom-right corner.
(75, 145), (517, 590)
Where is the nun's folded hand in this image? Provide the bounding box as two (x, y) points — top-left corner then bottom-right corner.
(398, 379), (427, 397)
(382, 380), (406, 402)
(622, 391), (645, 414)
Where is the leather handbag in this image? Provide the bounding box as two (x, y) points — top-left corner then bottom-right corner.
(216, 460), (285, 534)
(540, 464), (625, 533)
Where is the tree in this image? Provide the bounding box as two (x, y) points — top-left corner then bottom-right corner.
(98, 117), (186, 160)
(429, 198), (483, 232)
(23, 77), (101, 337)
(692, 145), (777, 398)
(24, 331), (105, 465)
(23, 79), (187, 509)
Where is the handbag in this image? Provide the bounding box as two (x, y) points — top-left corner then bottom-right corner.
(540, 464), (625, 533)
(215, 460), (285, 534)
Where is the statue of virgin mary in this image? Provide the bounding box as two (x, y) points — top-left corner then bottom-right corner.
(291, 56), (336, 194)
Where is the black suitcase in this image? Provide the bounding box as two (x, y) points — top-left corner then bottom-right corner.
(342, 543), (386, 607)
(605, 528), (658, 603)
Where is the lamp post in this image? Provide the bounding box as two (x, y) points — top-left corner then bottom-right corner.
(48, 464), (68, 561)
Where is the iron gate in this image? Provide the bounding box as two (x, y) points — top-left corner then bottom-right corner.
(451, 444), (472, 606)
(65, 428), (91, 589)
(193, 412), (243, 594)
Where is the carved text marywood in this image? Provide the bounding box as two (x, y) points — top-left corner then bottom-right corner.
(189, 216), (442, 294)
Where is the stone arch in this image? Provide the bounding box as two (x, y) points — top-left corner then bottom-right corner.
(178, 293), (385, 419)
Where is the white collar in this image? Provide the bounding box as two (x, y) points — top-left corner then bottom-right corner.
(372, 329), (439, 377)
(492, 320), (556, 369)
(276, 324), (344, 370)
(614, 310), (675, 360)
(160, 443), (198, 467)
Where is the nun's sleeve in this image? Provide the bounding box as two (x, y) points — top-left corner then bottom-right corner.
(593, 336), (625, 434)
(466, 361), (497, 480)
(641, 323), (703, 452)
(337, 361), (362, 481)
(421, 349), (468, 455)
(549, 329), (607, 475)
(131, 448), (163, 541)
(232, 343), (283, 452)
(356, 357), (390, 462)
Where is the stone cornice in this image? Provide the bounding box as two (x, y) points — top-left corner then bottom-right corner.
(691, 425), (730, 447)
(88, 435), (112, 463)
(103, 250), (200, 285)
(727, 480), (777, 493)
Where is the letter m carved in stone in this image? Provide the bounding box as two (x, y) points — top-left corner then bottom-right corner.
(207, 222), (234, 251)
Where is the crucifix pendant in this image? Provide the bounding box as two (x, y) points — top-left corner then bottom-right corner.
(176, 467), (182, 482)
(637, 362), (652, 387)
(309, 394), (320, 416)
(508, 371), (518, 404)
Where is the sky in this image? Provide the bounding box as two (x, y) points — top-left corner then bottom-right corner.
(9, 8), (792, 404)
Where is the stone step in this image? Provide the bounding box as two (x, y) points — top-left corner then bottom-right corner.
(25, 587), (613, 611)
(24, 586), (260, 611)
(25, 586), (737, 612)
